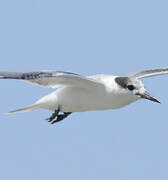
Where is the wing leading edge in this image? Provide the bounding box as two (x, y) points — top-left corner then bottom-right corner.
(0, 71), (104, 89)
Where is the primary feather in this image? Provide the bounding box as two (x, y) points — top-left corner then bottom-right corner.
(125, 67), (168, 79)
(0, 71), (104, 89)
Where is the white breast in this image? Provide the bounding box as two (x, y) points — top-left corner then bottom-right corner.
(54, 75), (139, 112)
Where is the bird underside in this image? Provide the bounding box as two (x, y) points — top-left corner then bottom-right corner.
(46, 108), (72, 124)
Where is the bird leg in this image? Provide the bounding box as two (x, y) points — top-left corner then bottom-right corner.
(46, 109), (60, 122)
(46, 108), (72, 124)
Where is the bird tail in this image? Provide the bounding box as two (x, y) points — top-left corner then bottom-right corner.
(7, 104), (40, 114)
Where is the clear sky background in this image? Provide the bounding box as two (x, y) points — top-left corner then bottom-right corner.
(0, 0), (168, 179)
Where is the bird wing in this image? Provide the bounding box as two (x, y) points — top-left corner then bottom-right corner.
(124, 67), (168, 79)
(0, 71), (105, 89)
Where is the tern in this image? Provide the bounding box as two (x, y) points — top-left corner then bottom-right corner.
(0, 67), (167, 124)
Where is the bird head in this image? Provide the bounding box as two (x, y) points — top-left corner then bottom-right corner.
(115, 76), (160, 103)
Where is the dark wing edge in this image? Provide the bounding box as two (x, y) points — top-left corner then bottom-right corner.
(0, 71), (79, 80)
(0, 71), (105, 89)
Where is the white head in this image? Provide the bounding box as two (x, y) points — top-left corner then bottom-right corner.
(115, 76), (160, 103)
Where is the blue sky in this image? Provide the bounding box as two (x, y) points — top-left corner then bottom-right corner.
(0, 0), (168, 179)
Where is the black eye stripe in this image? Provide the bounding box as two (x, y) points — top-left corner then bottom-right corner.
(115, 77), (129, 89)
(115, 77), (136, 91)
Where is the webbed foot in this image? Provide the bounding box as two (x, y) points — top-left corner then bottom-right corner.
(46, 109), (72, 124)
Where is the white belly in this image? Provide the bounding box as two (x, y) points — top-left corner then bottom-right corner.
(55, 87), (139, 112)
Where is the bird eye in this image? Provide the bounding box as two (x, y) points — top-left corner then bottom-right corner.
(127, 85), (135, 91)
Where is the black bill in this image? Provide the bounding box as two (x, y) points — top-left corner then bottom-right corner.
(138, 92), (161, 103)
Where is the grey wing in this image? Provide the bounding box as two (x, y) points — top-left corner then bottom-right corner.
(0, 71), (104, 89)
(124, 67), (168, 79)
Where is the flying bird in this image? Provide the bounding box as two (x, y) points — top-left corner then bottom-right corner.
(0, 67), (167, 124)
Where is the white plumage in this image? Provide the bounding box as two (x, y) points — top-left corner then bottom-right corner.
(0, 67), (167, 124)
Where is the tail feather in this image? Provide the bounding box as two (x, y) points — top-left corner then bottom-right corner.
(7, 104), (40, 114)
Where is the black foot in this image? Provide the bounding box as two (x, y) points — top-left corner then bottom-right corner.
(46, 109), (72, 124)
(46, 109), (60, 122)
(51, 112), (72, 124)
